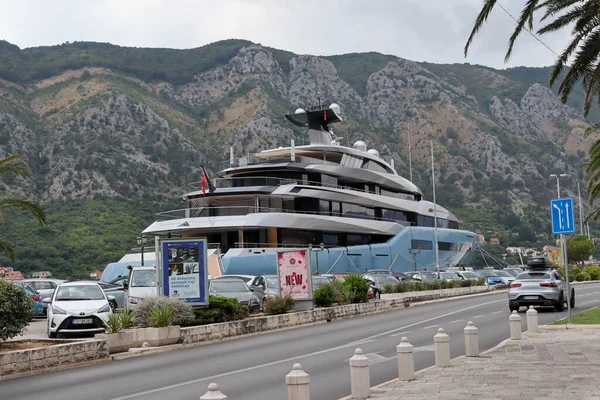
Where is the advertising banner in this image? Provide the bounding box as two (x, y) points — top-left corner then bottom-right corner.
(161, 238), (208, 306)
(276, 249), (312, 300)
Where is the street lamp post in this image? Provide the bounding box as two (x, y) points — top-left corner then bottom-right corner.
(137, 235), (148, 266)
(430, 141), (440, 279)
(550, 173), (571, 323)
(408, 247), (421, 271)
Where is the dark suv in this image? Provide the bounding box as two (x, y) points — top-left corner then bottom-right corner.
(362, 270), (400, 299)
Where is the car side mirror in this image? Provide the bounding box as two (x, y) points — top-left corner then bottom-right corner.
(123, 282), (129, 289)
(107, 295), (116, 301)
(258, 284), (265, 290)
(42, 298), (51, 304)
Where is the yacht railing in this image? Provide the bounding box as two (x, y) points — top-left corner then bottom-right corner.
(187, 175), (415, 201)
(233, 242), (340, 249)
(154, 205), (405, 224)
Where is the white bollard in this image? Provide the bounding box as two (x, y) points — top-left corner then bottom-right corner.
(434, 328), (450, 367)
(396, 337), (415, 381)
(349, 348), (370, 399)
(286, 363), (310, 400)
(464, 321), (479, 357)
(509, 310), (522, 340)
(526, 306), (538, 333)
(200, 383), (227, 400)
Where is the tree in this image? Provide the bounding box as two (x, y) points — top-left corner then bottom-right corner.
(464, 1), (600, 223)
(0, 155), (47, 260)
(567, 234), (595, 267)
(0, 280), (34, 342)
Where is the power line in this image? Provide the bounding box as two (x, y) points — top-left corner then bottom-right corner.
(497, 1), (560, 57)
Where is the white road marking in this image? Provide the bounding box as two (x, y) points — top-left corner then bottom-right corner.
(413, 344), (435, 352)
(423, 324), (440, 330)
(492, 311), (503, 314)
(581, 301), (596, 305)
(390, 331), (411, 337)
(107, 297), (507, 400)
(448, 319), (464, 324)
(471, 315), (485, 319)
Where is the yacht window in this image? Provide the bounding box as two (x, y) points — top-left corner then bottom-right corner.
(448, 220), (459, 229)
(363, 161), (387, 173)
(438, 242), (458, 251)
(383, 209), (410, 224)
(323, 233), (339, 246)
(320, 200), (330, 215)
(282, 199), (294, 211)
(410, 239), (433, 250)
(417, 215), (434, 227)
(331, 202), (341, 217)
(342, 203), (374, 219)
(321, 174), (338, 187)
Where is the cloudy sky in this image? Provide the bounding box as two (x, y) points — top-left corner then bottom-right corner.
(0, 0), (570, 69)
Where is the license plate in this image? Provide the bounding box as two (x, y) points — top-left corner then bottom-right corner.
(524, 296), (538, 300)
(73, 318), (93, 324)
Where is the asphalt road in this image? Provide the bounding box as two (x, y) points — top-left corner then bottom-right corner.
(3, 283), (600, 400)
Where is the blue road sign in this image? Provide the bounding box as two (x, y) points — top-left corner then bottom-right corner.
(551, 197), (576, 235)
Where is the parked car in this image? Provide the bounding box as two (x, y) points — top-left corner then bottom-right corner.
(503, 267), (524, 277)
(213, 274), (256, 285)
(209, 277), (261, 313)
(249, 275), (279, 310)
(455, 271), (481, 281)
(14, 282), (44, 316)
(477, 269), (509, 285)
(125, 266), (157, 310)
(312, 274), (333, 289)
(362, 271), (400, 299)
(508, 268), (574, 312)
(44, 281), (114, 338)
(22, 278), (66, 314)
(439, 272), (461, 281)
(406, 272), (439, 282)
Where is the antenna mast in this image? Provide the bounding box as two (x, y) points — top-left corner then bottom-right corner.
(408, 120), (413, 182)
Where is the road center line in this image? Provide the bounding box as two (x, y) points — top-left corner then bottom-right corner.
(448, 319), (464, 324)
(390, 331), (411, 337)
(107, 297), (506, 400)
(423, 324), (440, 329)
(471, 315), (485, 319)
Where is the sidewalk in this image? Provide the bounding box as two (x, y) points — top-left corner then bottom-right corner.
(368, 327), (600, 400)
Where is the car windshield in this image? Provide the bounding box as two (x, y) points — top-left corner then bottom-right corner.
(504, 269), (521, 277)
(265, 277), (278, 288)
(493, 270), (514, 277)
(210, 280), (249, 293)
(440, 272), (458, 279)
(55, 285), (105, 301)
(477, 270), (497, 277)
(517, 272), (551, 280)
(461, 272), (480, 279)
(420, 273), (438, 281)
(373, 275), (399, 284)
(131, 270), (156, 287)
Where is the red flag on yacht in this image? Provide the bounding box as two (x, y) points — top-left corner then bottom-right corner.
(201, 172), (207, 195)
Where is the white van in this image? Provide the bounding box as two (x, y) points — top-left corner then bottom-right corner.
(125, 265), (157, 310)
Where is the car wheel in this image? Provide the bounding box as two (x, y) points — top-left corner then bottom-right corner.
(374, 290), (381, 300)
(260, 299), (265, 312)
(570, 290), (575, 308)
(509, 305), (519, 312)
(555, 294), (565, 312)
(48, 328), (57, 339)
(109, 300), (117, 312)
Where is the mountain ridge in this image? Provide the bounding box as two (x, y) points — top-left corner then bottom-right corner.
(0, 39), (594, 277)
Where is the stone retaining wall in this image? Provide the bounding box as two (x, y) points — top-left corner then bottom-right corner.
(0, 339), (109, 377)
(181, 286), (490, 344)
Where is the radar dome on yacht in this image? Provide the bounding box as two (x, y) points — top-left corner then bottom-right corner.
(353, 140), (367, 152)
(295, 108), (306, 114)
(367, 149), (380, 158)
(329, 103), (341, 114)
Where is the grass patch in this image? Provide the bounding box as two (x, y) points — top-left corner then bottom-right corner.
(552, 306), (600, 325)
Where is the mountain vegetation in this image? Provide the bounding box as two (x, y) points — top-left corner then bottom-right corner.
(0, 39), (596, 278)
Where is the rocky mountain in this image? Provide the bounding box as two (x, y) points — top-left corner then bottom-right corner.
(0, 39), (594, 277)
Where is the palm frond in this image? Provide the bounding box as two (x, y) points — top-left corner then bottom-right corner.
(0, 236), (15, 262)
(504, 0), (541, 62)
(464, 0), (498, 57)
(0, 195), (47, 225)
(0, 155), (30, 178)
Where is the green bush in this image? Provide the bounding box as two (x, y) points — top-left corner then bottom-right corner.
(381, 282), (396, 294)
(192, 295), (249, 325)
(313, 284), (336, 307)
(105, 313), (122, 333)
(119, 308), (134, 329)
(341, 274), (369, 303)
(148, 304), (174, 328)
(583, 266), (600, 281)
(133, 296), (195, 328)
(264, 296), (296, 315)
(0, 281), (34, 342)
(577, 272), (591, 282)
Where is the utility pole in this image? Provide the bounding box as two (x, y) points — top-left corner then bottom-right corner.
(550, 173), (571, 323)
(578, 181), (584, 235)
(408, 247), (421, 271)
(407, 120), (413, 182)
(431, 141), (440, 279)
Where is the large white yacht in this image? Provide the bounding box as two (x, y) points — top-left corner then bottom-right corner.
(143, 103), (478, 275)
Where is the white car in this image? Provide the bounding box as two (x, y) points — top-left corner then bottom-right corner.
(44, 281), (114, 338)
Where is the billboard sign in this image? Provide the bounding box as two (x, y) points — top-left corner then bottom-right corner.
(276, 249), (312, 300)
(160, 238), (208, 306)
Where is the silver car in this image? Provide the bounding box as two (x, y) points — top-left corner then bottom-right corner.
(22, 279), (66, 314)
(508, 268), (574, 312)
